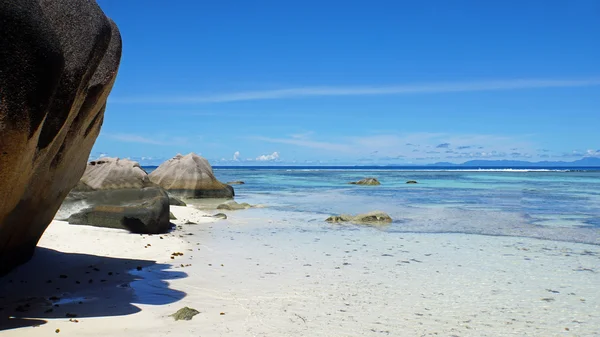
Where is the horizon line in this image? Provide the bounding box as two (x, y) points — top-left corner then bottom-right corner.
(109, 77), (600, 104)
(136, 158), (600, 168)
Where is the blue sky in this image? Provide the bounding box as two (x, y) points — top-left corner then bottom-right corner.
(94, 0), (599, 165)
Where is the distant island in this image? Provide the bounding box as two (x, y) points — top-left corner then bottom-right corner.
(196, 156), (600, 169)
(429, 157), (600, 167)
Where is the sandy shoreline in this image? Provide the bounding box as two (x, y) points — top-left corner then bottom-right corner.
(2, 205), (600, 336)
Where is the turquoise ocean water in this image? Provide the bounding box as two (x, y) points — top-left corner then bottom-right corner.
(146, 166), (600, 245)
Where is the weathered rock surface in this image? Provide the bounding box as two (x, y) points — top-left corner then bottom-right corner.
(216, 201), (252, 210)
(353, 211), (393, 224)
(78, 157), (150, 189)
(349, 178), (381, 185)
(169, 197), (187, 206)
(61, 159), (171, 234)
(68, 187), (171, 234)
(0, 0), (122, 275)
(149, 153), (234, 198)
(326, 211), (392, 224)
(170, 307), (200, 321)
(58, 157), (153, 215)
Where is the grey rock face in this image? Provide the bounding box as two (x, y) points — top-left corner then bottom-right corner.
(169, 197), (187, 206)
(68, 187), (171, 234)
(62, 159), (171, 234)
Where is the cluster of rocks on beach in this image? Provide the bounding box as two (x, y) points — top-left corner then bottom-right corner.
(58, 153), (234, 234)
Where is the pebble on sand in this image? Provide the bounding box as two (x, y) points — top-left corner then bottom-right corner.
(170, 307), (200, 321)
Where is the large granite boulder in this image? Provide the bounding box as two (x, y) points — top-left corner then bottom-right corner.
(149, 153), (234, 198)
(0, 0), (121, 275)
(61, 158), (171, 234)
(68, 187), (170, 234)
(79, 157), (151, 189)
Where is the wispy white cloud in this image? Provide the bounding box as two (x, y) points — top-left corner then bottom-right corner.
(256, 151), (280, 161)
(102, 133), (189, 146)
(251, 132), (540, 163)
(109, 78), (600, 104)
(104, 133), (167, 145)
(88, 152), (109, 161)
(252, 136), (355, 153)
(289, 131), (315, 139)
(233, 151), (241, 161)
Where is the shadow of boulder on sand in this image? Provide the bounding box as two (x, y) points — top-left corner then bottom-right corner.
(0, 248), (186, 331)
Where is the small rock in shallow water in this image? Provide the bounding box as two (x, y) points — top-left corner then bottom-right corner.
(352, 211), (392, 224)
(213, 213), (228, 219)
(349, 178), (381, 185)
(170, 307), (200, 321)
(326, 211), (392, 224)
(216, 201), (252, 210)
(325, 215), (354, 223)
(406, 180), (418, 184)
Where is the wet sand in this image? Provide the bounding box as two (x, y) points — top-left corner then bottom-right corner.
(2, 206), (600, 336)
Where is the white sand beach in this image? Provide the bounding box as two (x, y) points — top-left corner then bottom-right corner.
(2, 205), (600, 336)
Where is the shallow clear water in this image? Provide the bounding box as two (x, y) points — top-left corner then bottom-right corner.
(142, 166), (600, 244)
(206, 168), (600, 245)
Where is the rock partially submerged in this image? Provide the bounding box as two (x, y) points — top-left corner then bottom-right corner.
(170, 307), (200, 321)
(353, 211), (393, 224)
(406, 180), (418, 184)
(150, 153), (234, 198)
(325, 214), (354, 223)
(0, 0), (122, 275)
(326, 211), (392, 224)
(216, 201), (252, 210)
(62, 158), (171, 234)
(226, 181), (245, 185)
(213, 213), (228, 219)
(349, 178), (381, 185)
